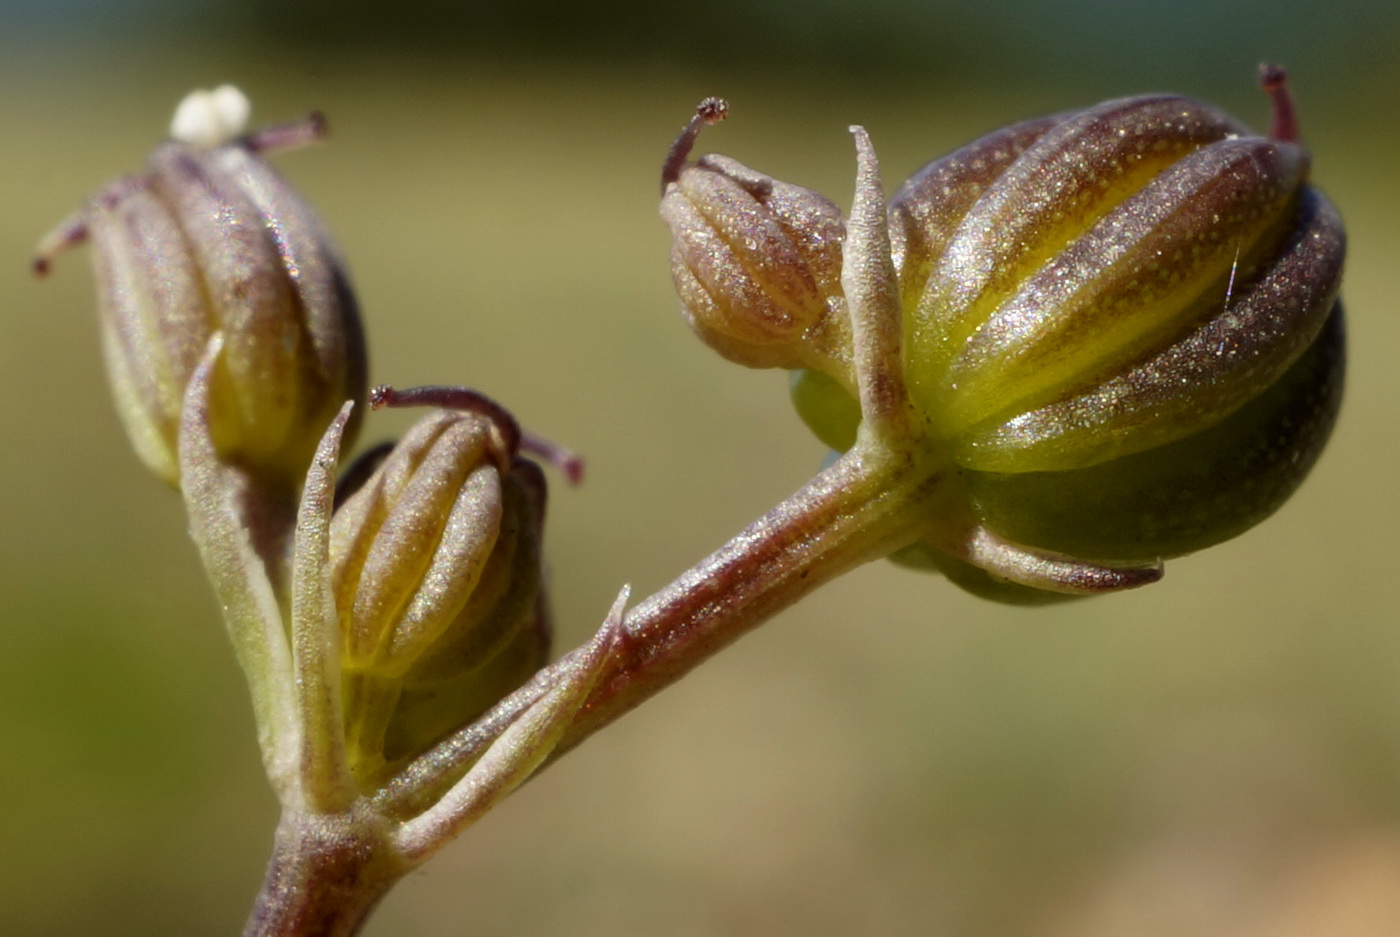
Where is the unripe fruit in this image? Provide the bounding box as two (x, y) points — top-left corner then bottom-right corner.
(36, 87), (367, 487)
(665, 69), (1345, 599)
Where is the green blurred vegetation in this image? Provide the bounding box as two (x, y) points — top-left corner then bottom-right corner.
(2, 7), (1399, 935)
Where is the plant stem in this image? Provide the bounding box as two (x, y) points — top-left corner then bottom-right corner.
(248, 444), (944, 926)
(380, 444), (945, 818)
(564, 445), (937, 749)
(243, 808), (407, 937)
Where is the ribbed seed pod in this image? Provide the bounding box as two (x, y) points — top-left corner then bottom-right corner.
(38, 87), (366, 486)
(328, 408), (549, 766)
(897, 96), (1334, 472)
(382, 462), (550, 762)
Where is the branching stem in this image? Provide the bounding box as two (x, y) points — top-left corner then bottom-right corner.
(243, 809), (406, 937)
(376, 442), (944, 817)
(247, 441), (942, 931)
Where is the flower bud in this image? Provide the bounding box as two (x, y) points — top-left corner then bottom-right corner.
(328, 407), (550, 763)
(36, 87), (367, 486)
(660, 99), (850, 371)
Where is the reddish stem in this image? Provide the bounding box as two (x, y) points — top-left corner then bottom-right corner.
(660, 97), (729, 193)
(1258, 63), (1298, 143)
(245, 112), (329, 154)
(376, 446), (941, 818)
(243, 810), (406, 937)
(371, 383), (583, 484)
(31, 211), (90, 277)
(371, 383), (523, 456)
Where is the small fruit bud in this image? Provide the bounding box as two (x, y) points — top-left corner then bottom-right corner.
(660, 99), (851, 371)
(330, 410), (520, 677)
(35, 87), (367, 487)
(381, 468), (551, 762)
(331, 387), (566, 767)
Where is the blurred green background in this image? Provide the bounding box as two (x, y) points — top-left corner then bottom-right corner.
(3, 1), (1399, 934)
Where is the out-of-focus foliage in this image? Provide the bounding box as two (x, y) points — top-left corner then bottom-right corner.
(6, 0), (1399, 93)
(2, 2), (1399, 935)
